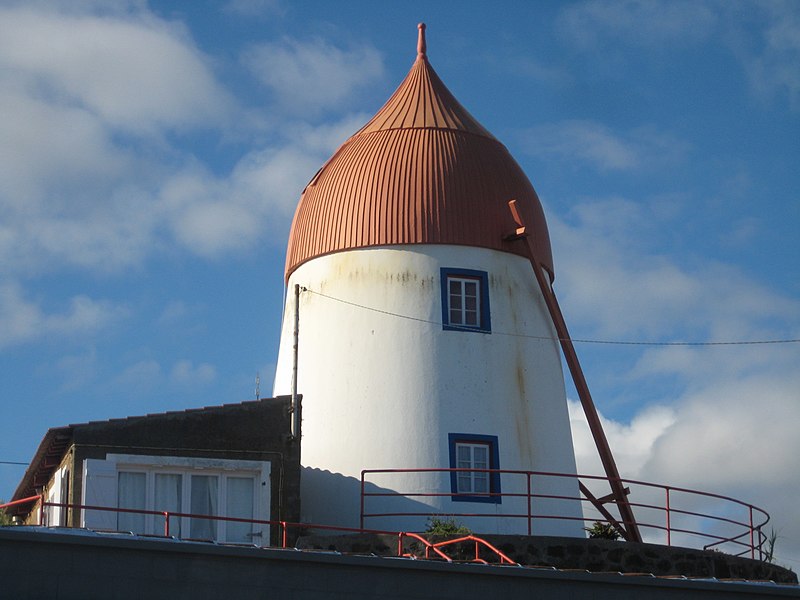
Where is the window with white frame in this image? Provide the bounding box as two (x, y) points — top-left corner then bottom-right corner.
(114, 468), (258, 542)
(82, 455), (270, 545)
(448, 434), (501, 504)
(440, 268), (491, 332)
(455, 443), (489, 494)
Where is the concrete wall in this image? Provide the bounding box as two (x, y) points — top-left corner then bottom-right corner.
(274, 245), (581, 536)
(1, 528), (797, 600)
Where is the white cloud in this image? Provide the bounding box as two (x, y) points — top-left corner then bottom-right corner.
(0, 6), (232, 135)
(0, 281), (128, 349)
(170, 359), (217, 384)
(116, 359), (161, 388)
(56, 348), (98, 392)
(522, 121), (688, 172)
(160, 134), (338, 257)
(224, 0), (282, 18)
(557, 1), (800, 110)
(735, 1), (800, 109)
(550, 200), (800, 340)
(0, 3), (371, 275)
(570, 399), (676, 479)
(569, 368), (800, 565)
(557, 189), (800, 565)
(558, 0), (717, 50)
(243, 37), (384, 115)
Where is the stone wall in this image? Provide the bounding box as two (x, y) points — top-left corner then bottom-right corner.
(296, 533), (797, 584)
(2, 527), (798, 600)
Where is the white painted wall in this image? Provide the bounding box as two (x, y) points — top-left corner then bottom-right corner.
(273, 245), (583, 536)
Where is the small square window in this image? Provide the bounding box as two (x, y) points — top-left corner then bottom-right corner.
(440, 268), (491, 333)
(448, 434), (501, 504)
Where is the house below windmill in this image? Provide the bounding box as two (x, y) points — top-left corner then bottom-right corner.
(5, 396), (300, 547)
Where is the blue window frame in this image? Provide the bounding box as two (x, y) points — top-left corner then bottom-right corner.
(448, 433), (501, 504)
(440, 268), (491, 333)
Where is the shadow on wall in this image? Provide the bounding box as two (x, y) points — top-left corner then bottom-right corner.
(301, 468), (586, 536)
(301, 467), (436, 533)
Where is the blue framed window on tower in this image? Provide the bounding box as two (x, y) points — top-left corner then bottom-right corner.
(440, 268), (491, 333)
(448, 433), (501, 504)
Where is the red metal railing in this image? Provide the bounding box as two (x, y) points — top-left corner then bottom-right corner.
(0, 469), (770, 562)
(360, 468), (770, 560)
(0, 496), (520, 566)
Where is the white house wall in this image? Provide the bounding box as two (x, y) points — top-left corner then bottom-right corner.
(273, 245), (582, 536)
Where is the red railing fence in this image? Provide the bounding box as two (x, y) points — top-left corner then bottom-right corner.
(0, 496), (520, 565)
(1, 469), (770, 562)
(360, 468), (770, 560)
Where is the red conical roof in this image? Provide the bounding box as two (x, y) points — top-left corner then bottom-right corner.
(285, 24), (553, 280)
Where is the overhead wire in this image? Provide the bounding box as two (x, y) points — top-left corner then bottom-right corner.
(301, 287), (800, 347)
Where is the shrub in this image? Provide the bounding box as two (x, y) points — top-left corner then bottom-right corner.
(425, 517), (471, 536)
(585, 521), (621, 540)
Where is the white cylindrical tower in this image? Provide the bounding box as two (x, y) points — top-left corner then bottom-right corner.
(274, 24), (582, 536)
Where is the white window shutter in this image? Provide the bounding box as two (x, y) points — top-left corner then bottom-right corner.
(81, 458), (117, 530)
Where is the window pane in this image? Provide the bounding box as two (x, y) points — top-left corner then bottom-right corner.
(464, 281), (477, 297)
(117, 472), (146, 534)
(473, 446), (488, 469)
(453, 442), (493, 497)
(190, 475), (218, 540)
(226, 477), (255, 543)
(154, 474), (182, 537)
(450, 308), (462, 325)
(456, 445), (471, 469)
(449, 280), (461, 295)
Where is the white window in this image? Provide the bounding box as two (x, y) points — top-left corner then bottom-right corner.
(440, 268), (491, 332)
(455, 442), (490, 495)
(448, 277), (481, 327)
(117, 471), (146, 533)
(45, 465), (70, 526)
(83, 455), (270, 545)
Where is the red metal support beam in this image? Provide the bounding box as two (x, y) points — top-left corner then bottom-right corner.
(507, 200), (642, 542)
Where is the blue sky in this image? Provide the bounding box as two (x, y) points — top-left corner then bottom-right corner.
(1, 0), (798, 566)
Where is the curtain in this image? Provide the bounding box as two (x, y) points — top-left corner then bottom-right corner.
(154, 473), (182, 536)
(226, 477), (254, 543)
(190, 475), (218, 540)
(117, 472), (146, 533)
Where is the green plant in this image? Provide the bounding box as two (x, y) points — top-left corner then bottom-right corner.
(425, 517), (471, 536)
(764, 528), (778, 563)
(585, 521), (621, 540)
(0, 502), (12, 526)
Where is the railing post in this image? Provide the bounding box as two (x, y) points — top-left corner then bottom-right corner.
(282, 521), (287, 548)
(397, 533), (403, 557)
(39, 497), (45, 526)
(665, 487), (671, 546)
(360, 472), (365, 531)
(163, 512), (170, 537)
(749, 506), (754, 560)
(527, 473), (532, 536)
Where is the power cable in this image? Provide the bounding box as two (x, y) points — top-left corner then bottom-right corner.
(302, 288), (800, 347)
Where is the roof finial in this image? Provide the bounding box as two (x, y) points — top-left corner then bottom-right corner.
(417, 23), (427, 58)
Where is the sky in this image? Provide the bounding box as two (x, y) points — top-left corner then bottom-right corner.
(1, 0), (798, 569)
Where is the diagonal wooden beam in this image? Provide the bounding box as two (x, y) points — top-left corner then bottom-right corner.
(507, 199), (642, 542)
(579, 481), (626, 537)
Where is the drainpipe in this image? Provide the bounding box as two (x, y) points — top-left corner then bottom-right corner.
(290, 283), (300, 441)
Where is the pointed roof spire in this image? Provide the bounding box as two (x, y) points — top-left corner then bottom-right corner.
(284, 24), (554, 281)
(354, 24), (495, 139)
(417, 22), (427, 58)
